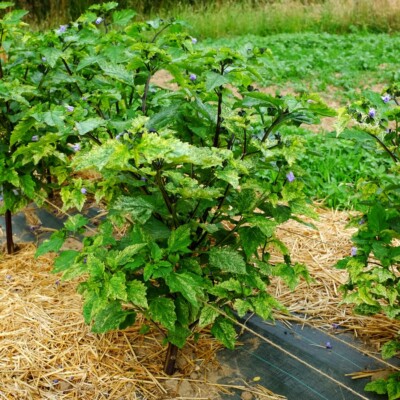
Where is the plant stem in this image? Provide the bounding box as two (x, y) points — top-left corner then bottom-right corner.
(5, 209), (15, 254)
(163, 342), (179, 375)
(213, 88), (223, 147)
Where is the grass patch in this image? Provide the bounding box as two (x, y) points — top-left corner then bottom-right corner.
(15, 0), (400, 36)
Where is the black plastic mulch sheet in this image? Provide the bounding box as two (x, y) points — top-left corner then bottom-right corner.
(219, 316), (395, 399)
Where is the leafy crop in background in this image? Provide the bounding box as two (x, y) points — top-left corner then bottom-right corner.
(335, 86), (400, 399)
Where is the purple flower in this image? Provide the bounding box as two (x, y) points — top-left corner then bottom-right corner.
(359, 218), (365, 225)
(81, 188), (87, 195)
(41, 56), (46, 62)
(191, 37), (197, 44)
(286, 171), (295, 182)
(52, 379), (59, 384)
(332, 323), (340, 329)
(115, 133), (123, 140)
(95, 17), (103, 25)
(351, 247), (357, 256)
(72, 143), (81, 152)
(6, 274), (12, 280)
(57, 25), (67, 34)
(381, 94), (391, 103)
(65, 105), (74, 112)
(83, 257), (87, 264)
(31, 135), (39, 142)
(189, 73), (197, 81)
(55, 280), (60, 286)
(368, 108), (376, 118)
(326, 342), (332, 349)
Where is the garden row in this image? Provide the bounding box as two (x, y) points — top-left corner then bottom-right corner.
(1, 2), (400, 397)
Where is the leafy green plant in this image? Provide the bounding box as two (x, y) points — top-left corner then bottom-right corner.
(335, 86), (400, 398)
(1, 1), (336, 374)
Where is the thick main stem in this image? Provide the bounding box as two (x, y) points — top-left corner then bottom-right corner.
(163, 342), (179, 375)
(5, 209), (14, 254)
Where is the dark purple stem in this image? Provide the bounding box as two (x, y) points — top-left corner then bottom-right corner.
(5, 209), (14, 254)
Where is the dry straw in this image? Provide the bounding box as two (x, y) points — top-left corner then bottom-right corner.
(1, 205), (399, 398)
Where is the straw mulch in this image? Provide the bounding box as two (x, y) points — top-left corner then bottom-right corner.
(0, 244), (285, 400)
(1, 205), (399, 399)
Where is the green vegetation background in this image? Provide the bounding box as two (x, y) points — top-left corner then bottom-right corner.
(14, 0), (400, 36)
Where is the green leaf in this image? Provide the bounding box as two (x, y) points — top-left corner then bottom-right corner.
(365, 380), (388, 395)
(211, 317), (236, 350)
(64, 214), (88, 232)
(165, 272), (205, 307)
(86, 255), (105, 280)
(113, 196), (154, 224)
(239, 226), (264, 259)
(42, 48), (63, 68)
(251, 293), (283, 320)
(209, 247), (247, 275)
(0, 3), (14, 10)
(35, 232), (65, 257)
(53, 250), (80, 273)
(369, 203), (387, 234)
(144, 261), (173, 281)
(76, 55), (104, 71)
(126, 280), (148, 308)
(215, 169), (240, 188)
(168, 224), (191, 254)
(148, 297), (176, 331)
(3, 9), (28, 25)
(106, 271), (127, 301)
(167, 323), (191, 349)
(100, 62), (134, 86)
(199, 304), (220, 328)
(248, 216), (277, 237)
(115, 244), (147, 266)
(205, 71), (230, 92)
(75, 118), (106, 135)
(112, 9), (136, 25)
(91, 301), (129, 333)
(19, 174), (36, 198)
(387, 377), (400, 400)
(10, 117), (36, 145)
(382, 340), (400, 360)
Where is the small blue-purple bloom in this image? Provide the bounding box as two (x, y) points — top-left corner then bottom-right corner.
(332, 323), (340, 329)
(81, 188), (87, 195)
(95, 17), (103, 25)
(32, 135), (39, 142)
(72, 143), (81, 152)
(326, 342), (332, 349)
(381, 94), (391, 103)
(41, 56), (46, 62)
(359, 218), (365, 225)
(6, 274), (12, 280)
(368, 108), (376, 118)
(55, 280), (60, 286)
(57, 25), (67, 34)
(286, 171), (295, 182)
(52, 379), (59, 384)
(351, 247), (357, 256)
(65, 105), (74, 112)
(115, 133), (123, 140)
(189, 73), (197, 81)
(191, 37), (197, 44)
